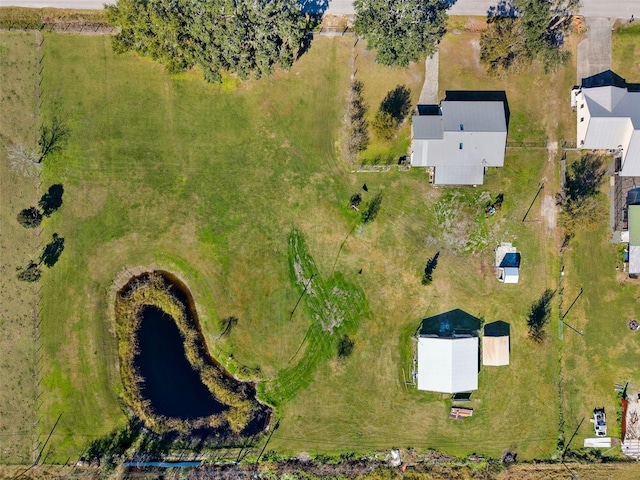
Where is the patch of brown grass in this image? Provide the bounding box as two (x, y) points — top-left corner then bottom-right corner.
(0, 30), (38, 464)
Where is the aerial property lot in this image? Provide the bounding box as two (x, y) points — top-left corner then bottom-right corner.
(1, 8), (640, 474)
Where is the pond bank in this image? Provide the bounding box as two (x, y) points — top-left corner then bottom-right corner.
(115, 270), (271, 439)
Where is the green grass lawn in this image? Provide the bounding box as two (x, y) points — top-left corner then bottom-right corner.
(0, 31), (39, 464)
(561, 228), (640, 450)
(13, 21), (571, 463)
(612, 23), (640, 81)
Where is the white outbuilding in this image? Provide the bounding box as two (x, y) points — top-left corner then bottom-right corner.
(417, 336), (479, 394)
(501, 267), (520, 284)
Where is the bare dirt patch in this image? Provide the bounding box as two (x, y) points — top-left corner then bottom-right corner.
(541, 195), (557, 234)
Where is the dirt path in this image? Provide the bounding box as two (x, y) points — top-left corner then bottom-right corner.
(540, 142), (559, 235)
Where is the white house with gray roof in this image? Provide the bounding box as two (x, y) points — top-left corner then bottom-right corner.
(410, 100), (508, 185)
(573, 71), (640, 176)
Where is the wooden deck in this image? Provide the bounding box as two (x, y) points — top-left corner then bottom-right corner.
(449, 407), (473, 420)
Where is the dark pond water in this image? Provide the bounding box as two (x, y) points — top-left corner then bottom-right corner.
(134, 305), (226, 420)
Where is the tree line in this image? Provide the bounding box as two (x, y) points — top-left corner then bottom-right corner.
(106, 0), (307, 83)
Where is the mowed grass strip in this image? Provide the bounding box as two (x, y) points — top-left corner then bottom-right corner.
(260, 229), (367, 406)
(0, 31), (38, 464)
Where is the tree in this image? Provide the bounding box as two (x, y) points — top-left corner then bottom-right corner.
(7, 144), (41, 177)
(361, 191), (383, 223)
(106, 0), (307, 83)
(17, 207), (43, 228)
(422, 251), (440, 285)
(480, 16), (527, 74)
(337, 334), (354, 358)
(560, 153), (607, 240)
(354, 0), (449, 67)
(345, 80), (370, 158)
(527, 289), (554, 343)
(480, 0), (577, 74)
(38, 116), (70, 162)
(39, 184), (64, 216)
(371, 111), (397, 141)
(40, 233), (65, 268)
(17, 261), (42, 282)
(564, 153), (606, 203)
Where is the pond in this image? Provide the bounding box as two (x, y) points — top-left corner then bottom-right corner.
(134, 305), (226, 420)
(116, 270), (271, 437)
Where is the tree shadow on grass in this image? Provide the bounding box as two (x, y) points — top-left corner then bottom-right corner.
(380, 85), (412, 125)
(40, 233), (64, 268)
(39, 184), (64, 216)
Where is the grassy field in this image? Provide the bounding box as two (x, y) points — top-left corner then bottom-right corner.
(612, 22), (640, 81)
(561, 225), (640, 451)
(0, 17), (582, 464)
(0, 31), (39, 464)
(552, 23), (640, 452)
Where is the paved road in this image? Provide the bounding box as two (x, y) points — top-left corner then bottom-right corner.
(0, 0), (638, 18)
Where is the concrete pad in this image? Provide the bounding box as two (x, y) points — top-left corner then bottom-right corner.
(577, 17), (616, 83)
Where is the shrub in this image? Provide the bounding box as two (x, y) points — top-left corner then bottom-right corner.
(371, 111), (396, 141)
(17, 206), (43, 228)
(422, 251), (440, 285)
(337, 334), (354, 358)
(17, 261), (42, 282)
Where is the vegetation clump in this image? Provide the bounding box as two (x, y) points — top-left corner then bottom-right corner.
(345, 80), (370, 158)
(354, 0), (448, 66)
(115, 271), (268, 435)
(480, 0), (578, 74)
(106, 0), (306, 83)
(16, 206), (43, 228)
(422, 251), (440, 285)
(560, 153), (607, 242)
(337, 334), (355, 358)
(16, 261), (42, 283)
